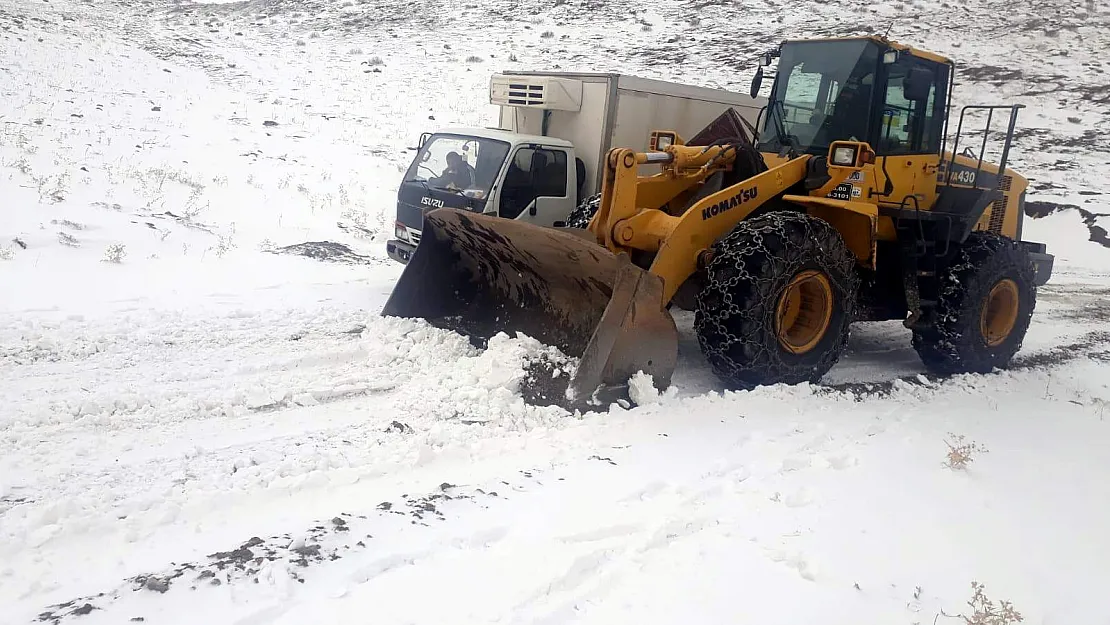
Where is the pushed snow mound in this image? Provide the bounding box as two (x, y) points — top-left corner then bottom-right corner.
(360, 317), (579, 426)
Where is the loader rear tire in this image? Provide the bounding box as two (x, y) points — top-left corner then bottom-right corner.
(911, 231), (1036, 374)
(694, 211), (860, 389)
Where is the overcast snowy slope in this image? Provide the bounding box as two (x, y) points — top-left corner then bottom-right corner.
(2, 0), (1109, 623)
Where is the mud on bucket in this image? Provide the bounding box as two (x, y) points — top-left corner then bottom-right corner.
(379, 208), (679, 408)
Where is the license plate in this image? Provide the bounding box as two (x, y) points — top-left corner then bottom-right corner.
(827, 183), (853, 201)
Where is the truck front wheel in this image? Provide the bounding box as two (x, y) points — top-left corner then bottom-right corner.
(694, 211), (860, 388)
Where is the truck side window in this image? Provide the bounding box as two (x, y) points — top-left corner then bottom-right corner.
(500, 147), (568, 219)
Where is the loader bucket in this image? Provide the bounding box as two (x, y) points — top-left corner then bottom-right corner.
(380, 208), (679, 408)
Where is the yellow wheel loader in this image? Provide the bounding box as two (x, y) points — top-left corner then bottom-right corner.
(381, 35), (1055, 408)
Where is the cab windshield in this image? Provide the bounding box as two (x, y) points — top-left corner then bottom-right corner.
(403, 134), (510, 200)
(758, 39), (881, 155)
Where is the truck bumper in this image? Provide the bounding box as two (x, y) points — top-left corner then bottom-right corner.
(386, 238), (416, 265)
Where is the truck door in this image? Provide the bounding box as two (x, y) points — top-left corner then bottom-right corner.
(498, 145), (574, 227)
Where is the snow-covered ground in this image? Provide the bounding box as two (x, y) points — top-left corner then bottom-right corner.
(2, 0), (1109, 623)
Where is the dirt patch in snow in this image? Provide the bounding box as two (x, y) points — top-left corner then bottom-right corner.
(1075, 82), (1110, 105)
(267, 241), (384, 265)
(0, 494), (32, 514)
(960, 64), (1026, 84)
(518, 351), (578, 407)
(32, 479), (526, 623)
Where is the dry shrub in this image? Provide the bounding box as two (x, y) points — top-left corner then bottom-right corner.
(102, 243), (127, 263)
(944, 433), (988, 470)
(962, 581), (1023, 624)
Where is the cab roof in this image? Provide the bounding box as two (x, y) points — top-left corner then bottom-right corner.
(781, 35), (953, 66)
(431, 126), (575, 148)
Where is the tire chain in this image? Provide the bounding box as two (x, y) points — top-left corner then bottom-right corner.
(694, 211), (860, 388)
(912, 230), (1036, 373)
(564, 193), (601, 230)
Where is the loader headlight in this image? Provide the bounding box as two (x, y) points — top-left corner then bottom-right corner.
(831, 146), (857, 166)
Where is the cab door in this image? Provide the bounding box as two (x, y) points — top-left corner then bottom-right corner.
(498, 145), (575, 226)
(873, 55), (948, 211)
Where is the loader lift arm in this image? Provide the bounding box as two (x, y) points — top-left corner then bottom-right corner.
(587, 142), (864, 303)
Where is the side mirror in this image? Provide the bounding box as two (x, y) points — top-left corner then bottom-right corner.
(750, 66), (764, 99)
(903, 66), (934, 101)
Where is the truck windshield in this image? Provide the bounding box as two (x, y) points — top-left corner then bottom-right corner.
(403, 134), (511, 200)
(758, 39), (881, 155)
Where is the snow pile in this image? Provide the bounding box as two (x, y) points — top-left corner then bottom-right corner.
(359, 318), (577, 427)
(627, 371), (670, 406)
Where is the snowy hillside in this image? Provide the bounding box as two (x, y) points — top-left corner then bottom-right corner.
(2, 0), (1109, 623)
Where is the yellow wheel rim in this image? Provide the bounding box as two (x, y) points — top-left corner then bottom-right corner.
(775, 270), (834, 355)
(980, 278), (1020, 347)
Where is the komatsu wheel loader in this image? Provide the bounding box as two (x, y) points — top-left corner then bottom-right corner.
(381, 35), (1055, 408)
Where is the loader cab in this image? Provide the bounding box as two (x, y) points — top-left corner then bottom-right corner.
(754, 37), (951, 164)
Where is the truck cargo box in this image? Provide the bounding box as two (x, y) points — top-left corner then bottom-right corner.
(490, 71), (765, 197)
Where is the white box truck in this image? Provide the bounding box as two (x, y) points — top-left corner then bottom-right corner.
(386, 71), (766, 265)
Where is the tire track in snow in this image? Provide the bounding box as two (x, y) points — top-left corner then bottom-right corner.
(28, 467), (564, 624)
(23, 413), (863, 624)
(0, 309), (574, 606)
(816, 329), (1110, 401)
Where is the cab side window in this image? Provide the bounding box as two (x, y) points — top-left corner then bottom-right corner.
(500, 147), (568, 219)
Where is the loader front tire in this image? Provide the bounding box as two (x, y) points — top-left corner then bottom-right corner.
(565, 193), (601, 229)
(911, 231), (1036, 374)
(694, 211), (859, 389)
